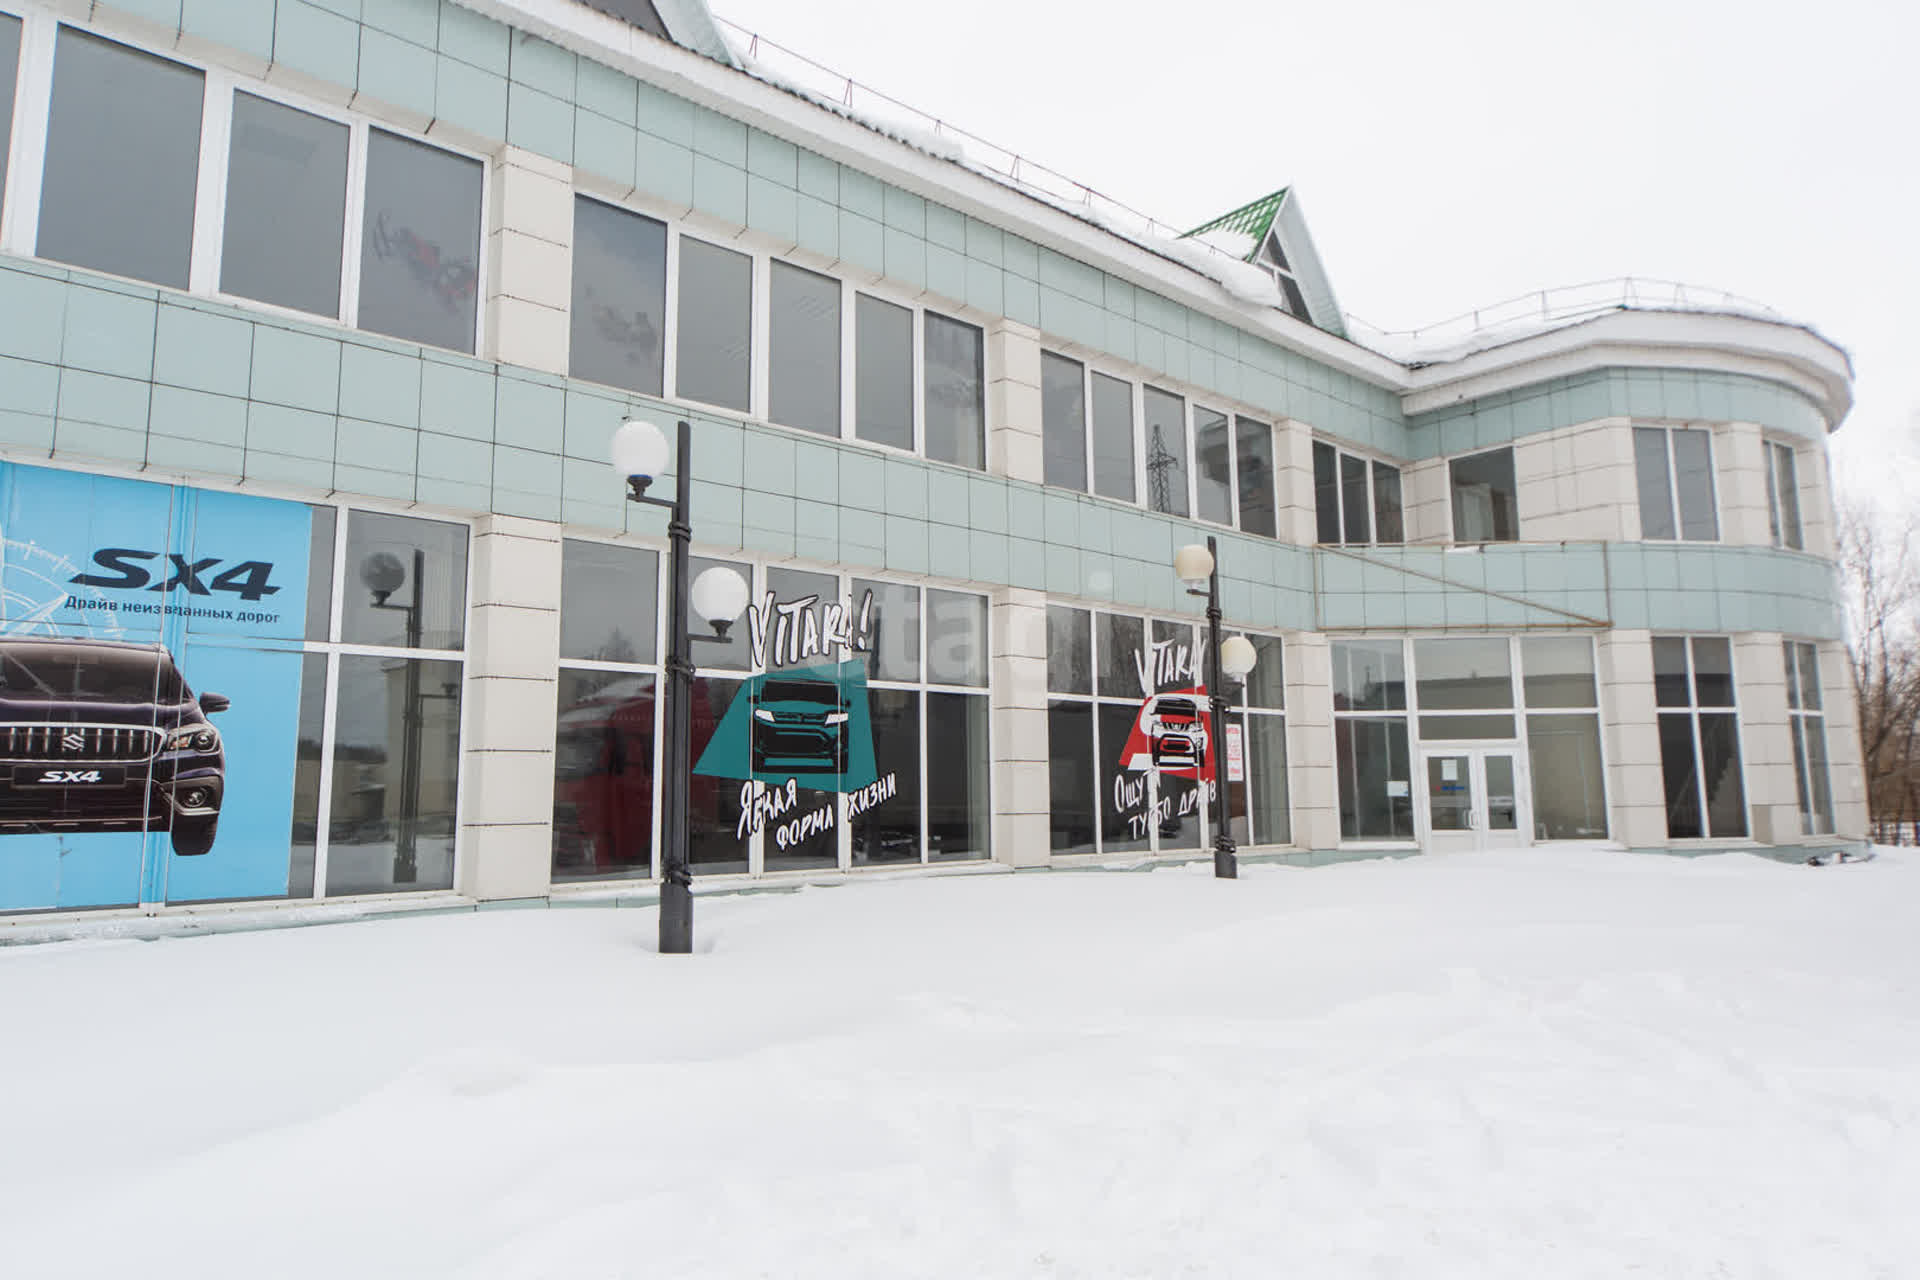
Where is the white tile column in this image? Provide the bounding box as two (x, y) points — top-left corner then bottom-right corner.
(1283, 631), (1340, 850)
(990, 586), (1050, 867)
(1277, 425), (1322, 546)
(457, 515), (563, 900)
(1714, 423), (1773, 547)
(485, 147), (573, 377)
(1597, 629), (1666, 848)
(987, 319), (1043, 484)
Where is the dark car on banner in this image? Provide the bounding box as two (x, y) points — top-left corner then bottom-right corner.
(751, 677), (850, 776)
(0, 638), (230, 856)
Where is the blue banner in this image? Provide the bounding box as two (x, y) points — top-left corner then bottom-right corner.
(0, 463), (312, 910)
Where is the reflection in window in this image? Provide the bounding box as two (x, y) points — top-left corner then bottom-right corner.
(852, 688), (921, 865)
(1414, 637), (1513, 710)
(924, 312), (984, 468)
(1766, 442), (1804, 550)
(1194, 407), (1233, 524)
(853, 578), (919, 683)
(1653, 634), (1747, 839)
(1372, 461), (1404, 543)
(689, 676), (748, 873)
(571, 197), (667, 395)
(1528, 713), (1607, 839)
(1785, 640), (1834, 835)
(552, 668), (656, 880)
(769, 261), (842, 435)
(926, 589), (987, 686)
(1046, 605), (1092, 695)
(1235, 417), (1276, 538)
(288, 652), (328, 898)
(1634, 427), (1719, 541)
(1042, 352), (1088, 491)
(1143, 386), (1188, 517)
(222, 93), (349, 318)
(676, 237), (753, 411)
(39, 29), (204, 289)
(324, 655), (462, 895)
(1091, 372), (1136, 502)
(1335, 716), (1412, 840)
(560, 540), (658, 664)
(1521, 636), (1597, 707)
(1332, 639), (1406, 711)
(1313, 442), (1340, 544)
(359, 130), (483, 353)
(1246, 711), (1290, 845)
(855, 294), (913, 450)
(340, 511), (469, 650)
(303, 505), (338, 643)
(927, 692), (989, 860)
(1450, 447), (1519, 542)
(1047, 700), (1096, 854)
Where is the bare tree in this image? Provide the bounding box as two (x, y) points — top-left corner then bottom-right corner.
(1838, 495), (1920, 843)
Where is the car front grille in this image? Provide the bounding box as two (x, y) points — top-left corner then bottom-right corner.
(0, 724), (164, 762)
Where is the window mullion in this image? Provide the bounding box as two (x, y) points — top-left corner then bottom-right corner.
(186, 71), (233, 296)
(339, 117), (369, 327)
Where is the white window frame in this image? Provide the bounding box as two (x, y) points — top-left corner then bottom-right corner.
(1045, 605), (1291, 859)
(1634, 424), (1722, 543)
(1315, 438), (1402, 546)
(1444, 444), (1522, 545)
(1651, 633), (1752, 842)
(1783, 638), (1834, 837)
(0, 6), (489, 354)
(1329, 633), (1613, 849)
(1764, 438), (1805, 551)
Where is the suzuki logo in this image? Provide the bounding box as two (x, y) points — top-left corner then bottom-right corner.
(62, 732), (84, 753)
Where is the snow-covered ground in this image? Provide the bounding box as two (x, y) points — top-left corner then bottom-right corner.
(3, 848), (1917, 1278)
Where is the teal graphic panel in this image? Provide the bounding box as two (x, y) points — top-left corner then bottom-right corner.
(694, 658), (877, 792)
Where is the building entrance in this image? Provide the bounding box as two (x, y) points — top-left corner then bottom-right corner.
(1419, 747), (1529, 853)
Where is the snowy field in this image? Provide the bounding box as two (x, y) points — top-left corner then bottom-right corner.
(3, 848), (1918, 1279)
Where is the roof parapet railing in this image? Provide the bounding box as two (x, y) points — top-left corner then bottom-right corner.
(712, 17), (1229, 270)
(1344, 277), (1793, 357)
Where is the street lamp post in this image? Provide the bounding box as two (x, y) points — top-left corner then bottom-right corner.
(1174, 536), (1259, 879)
(611, 418), (749, 954)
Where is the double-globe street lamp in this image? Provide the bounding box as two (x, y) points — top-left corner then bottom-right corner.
(1174, 536), (1259, 879)
(610, 417), (751, 954)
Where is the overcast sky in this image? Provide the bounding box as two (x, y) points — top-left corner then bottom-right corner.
(711, 0), (1916, 504)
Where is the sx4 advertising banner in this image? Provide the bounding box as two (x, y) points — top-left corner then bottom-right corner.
(0, 461), (310, 912)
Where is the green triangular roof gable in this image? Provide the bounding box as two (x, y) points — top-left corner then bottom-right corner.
(1182, 188), (1290, 261)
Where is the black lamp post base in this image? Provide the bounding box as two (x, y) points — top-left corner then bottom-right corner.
(659, 879), (692, 954)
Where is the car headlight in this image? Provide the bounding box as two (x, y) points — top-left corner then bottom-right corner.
(823, 712), (848, 725)
(168, 727), (220, 753)
(753, 708), (775, 723)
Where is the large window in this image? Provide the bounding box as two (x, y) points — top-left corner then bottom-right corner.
(1331, 639), (1413, 840)
(1314, 442), (1403, 546)
(1142, 386), (1189, 517)
(924, 312), (985, 468)
(1784, 640), (1834, 836)
(855, 294), (914, 450)
(38, 27), (204, 289)
(769, 261), (842, 436)
(1653, 635), (1747, 839)
(675, 236), (753, 412)
(293, 509), (470, 898)
(1449, 447), (1519, 542)
(1765, 441), (1805, 551)
(1040, 352), (1278, 535)
(24, 25), (485, 344)
(223, 93), (350, 319)
(358, 130), (484, 352)
(551, 555), (989, 879)
(1634, 427), (1719, 541)
(1520, 637), (1608, 839)
(1048, 607), (1287, 856)
(571, 197), (668, 395)
(1041, 351), (1089, 491)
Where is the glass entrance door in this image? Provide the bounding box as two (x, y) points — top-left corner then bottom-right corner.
(1420, 748), (1529, 853)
